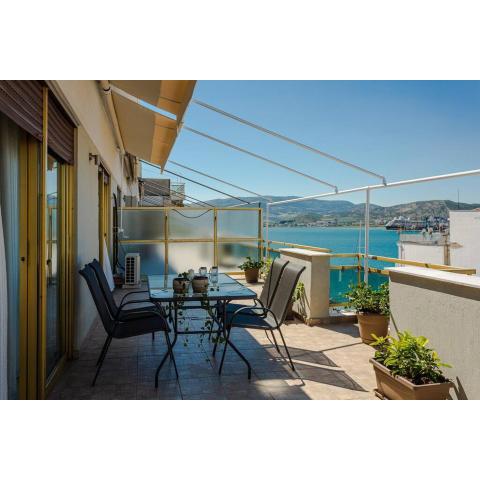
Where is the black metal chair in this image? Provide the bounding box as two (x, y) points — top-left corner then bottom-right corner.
(89, 259), (159, 339)
(218, 262), (306, 376)
(211, 257), (289, 351)
(79, 264), (178, 386)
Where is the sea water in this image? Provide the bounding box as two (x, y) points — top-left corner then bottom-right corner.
(266, 226), (401, 303)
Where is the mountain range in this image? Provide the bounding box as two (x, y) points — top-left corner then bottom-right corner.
(205, 196), (480, 225)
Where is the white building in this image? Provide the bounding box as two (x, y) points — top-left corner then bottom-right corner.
(398, 209), (480, 275)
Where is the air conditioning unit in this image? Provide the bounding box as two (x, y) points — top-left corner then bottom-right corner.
(124, 253), (141, 288)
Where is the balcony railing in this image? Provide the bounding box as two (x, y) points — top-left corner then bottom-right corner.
(262, 240), (475, 306)
(118, 206), (263, 276)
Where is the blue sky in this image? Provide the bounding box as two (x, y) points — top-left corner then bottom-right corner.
(143, 81), (480, 206)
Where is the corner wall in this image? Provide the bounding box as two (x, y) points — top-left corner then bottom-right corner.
(388, 266), (480, 399)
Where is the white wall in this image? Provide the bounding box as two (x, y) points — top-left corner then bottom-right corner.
(449, 211), (480, 276)
(74, 126), (102, 348)
(397, 242), (446, 265)
(389, 266), (480, 399)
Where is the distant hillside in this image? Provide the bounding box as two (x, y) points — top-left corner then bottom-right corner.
(206, 196), (480, 225)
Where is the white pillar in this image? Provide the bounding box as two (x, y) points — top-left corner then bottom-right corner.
(364, 188), (370, 283)
(265, 203), (270, 260)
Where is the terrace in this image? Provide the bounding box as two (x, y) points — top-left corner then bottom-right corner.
(49, 277), (377, 400)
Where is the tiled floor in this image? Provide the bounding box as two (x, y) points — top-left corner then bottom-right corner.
(48, 280), (378, 400)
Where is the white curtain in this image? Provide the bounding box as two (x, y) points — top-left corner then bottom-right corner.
(0, 204), (8, 399)
(103, 238), (115, 291)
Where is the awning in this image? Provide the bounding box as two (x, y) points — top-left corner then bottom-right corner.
(109, 80), (196, 168)
(110, 80), (195, 124)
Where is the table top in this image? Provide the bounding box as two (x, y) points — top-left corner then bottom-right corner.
(148, 273), (257, 302)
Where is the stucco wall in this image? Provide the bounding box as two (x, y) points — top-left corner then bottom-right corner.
(74, 126), (102, 348)
(388, 266), (480, 399)
(397, 242), (446, 265)
(449, 211), (480, 276)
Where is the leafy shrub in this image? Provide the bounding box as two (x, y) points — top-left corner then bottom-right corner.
(260, 257), (273, 278)
(238, 256), (264, 271)
(345, 281), (390, 315)
(371, 331), (451, 385)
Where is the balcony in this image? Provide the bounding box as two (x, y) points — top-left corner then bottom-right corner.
(48, 277), (377, 400)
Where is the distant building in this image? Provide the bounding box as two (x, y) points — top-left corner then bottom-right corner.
(398, 209), (480, 275)
(139, 177), (185, 206)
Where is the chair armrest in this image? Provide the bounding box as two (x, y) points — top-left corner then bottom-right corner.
(230, 305), (279, 327)
(119, 290), (149, 307)
(114, 301), (166, 324)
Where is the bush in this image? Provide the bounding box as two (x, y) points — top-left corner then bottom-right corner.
(238, 256), (264, 271)
(345, 281), (390, 315)
(371, 331), (451, 385)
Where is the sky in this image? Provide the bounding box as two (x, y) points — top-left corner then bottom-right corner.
(142, 81), (480, 207)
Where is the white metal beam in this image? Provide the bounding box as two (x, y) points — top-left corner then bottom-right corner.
(192, 98), (386, 183)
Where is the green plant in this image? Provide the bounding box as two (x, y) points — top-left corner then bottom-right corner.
(371, 331), (451, 385)
(345, 281), (390, 315)
(238, 256), (264, 271)
(292, 281), (305, 303)
(260, 257), (273, 278)
(177, 272), (189, 279)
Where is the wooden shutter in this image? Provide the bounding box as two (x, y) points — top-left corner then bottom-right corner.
(48, 93), (75, 165)
(0, 81), (43, 141)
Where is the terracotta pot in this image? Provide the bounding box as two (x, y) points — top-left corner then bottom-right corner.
(356, 312), (389, 344)
(173, 277), (189, 294)
(192, 275), (209, 293)
(244, 268), (259, 283)
(370, 359), (453, 400)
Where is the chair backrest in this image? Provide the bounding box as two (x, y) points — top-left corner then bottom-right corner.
(79, 264), (116, 335)
(89, 258), (118, 316)
(259, 257), (289, 308)
(269, 263), (306, 326)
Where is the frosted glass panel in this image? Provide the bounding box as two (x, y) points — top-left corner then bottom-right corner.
(120, 209), (165, 241)
(218, 242), (260, 271)
(119, 243), (166, 275)
(168, 209), (214, 239)
(168, 242), (214, 274)
(217, 210), (259, 238)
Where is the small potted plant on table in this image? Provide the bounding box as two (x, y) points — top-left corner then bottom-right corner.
(370, 331), (453, 400)
(345, 282), (390, 344)
(238, 256), (265, 283)
(173, 272), (190, 294)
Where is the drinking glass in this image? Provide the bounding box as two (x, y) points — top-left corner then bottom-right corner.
(209, 266), (219, 288)
(199, 266), (207, 277)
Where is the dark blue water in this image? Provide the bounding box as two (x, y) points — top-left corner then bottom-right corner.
(265, 227), (400, 303)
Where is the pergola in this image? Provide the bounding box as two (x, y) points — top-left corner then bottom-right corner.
(105, 82), (480, 282)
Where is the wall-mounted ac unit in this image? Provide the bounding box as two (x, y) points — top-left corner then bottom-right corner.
(124, 253), (141, 288)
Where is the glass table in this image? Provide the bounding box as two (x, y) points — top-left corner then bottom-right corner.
(148, 273), (257, 384)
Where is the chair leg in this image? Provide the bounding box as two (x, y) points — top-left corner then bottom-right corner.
(277, 327), (295, 371)
(267, 331), (281, 354)
(151, 332), (155, 341)
(92, 336), (112, 386)
(96, 335), (111, 366)
(218, 327), (232, 375)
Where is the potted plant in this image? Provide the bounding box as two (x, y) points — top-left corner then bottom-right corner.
(370, 331), (453, 400)
(287, 281), (305, 320)
(238, 256), (265, 283)
(192, 275), (209, 293)
(173, 272), (190, 294)
(345, 282), (390, 344)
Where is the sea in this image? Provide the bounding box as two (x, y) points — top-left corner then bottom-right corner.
(265, 226), (402, 303)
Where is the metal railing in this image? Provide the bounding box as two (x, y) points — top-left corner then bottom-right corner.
(261, 240), (476, 306)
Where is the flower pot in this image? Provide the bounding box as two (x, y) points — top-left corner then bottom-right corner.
(370, 359), (453, 400)
(356, 312), (389, 344)
(244, 268), (259, 283)
(192, 275), (209, 293)
(173, 277), (190, 294)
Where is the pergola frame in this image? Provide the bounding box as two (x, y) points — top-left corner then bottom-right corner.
(266, 168), (480, 282)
